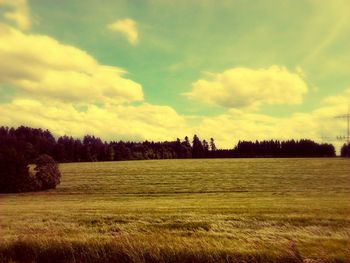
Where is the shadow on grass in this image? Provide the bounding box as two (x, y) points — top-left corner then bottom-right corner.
(151, 221), (212, 232)
(0, 237), (308, 263)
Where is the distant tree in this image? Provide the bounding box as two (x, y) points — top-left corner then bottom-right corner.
(341, 143), (350, 157)
(0, 147), (30, 193)
(55, 136), (76, 162)
(114, 142), (132, 160)
(184, 136), (191, 147)
(210, 138), (217, 151)
(107, 144), (116, 161)
(82, 135), (105, 161)
(202, 140), (209, 157)
(174, 138), (184, 158)
(13, 126), (56, 160)
(73, 139), (84, 162)
(192, 135), (204, 158)
(181, 136), (192, 158)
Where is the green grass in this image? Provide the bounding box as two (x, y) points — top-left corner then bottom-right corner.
(0, 158), (349, 262)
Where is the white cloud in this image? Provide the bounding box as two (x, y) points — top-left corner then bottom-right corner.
(0, 0), (31, 30)
(190, 88), (350, 152)
(107, 18), (138, 45)
(0, 24), (188, 144)
(0, 22), (348, 153)
(0, 99), (189, 142)
(0, 85), (348, 153)
(0, 24), (143, 104)
(184, 66), (308, 109)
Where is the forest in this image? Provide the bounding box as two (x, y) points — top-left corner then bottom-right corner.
(0, 126), (342, 164)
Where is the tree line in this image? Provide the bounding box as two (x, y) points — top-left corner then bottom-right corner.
(341, 143), (350, 157)
(0, 126), (338, 164)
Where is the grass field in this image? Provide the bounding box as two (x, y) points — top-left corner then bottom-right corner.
(0, 158), (349, 262)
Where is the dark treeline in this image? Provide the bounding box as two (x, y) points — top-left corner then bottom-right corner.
(341, 143), (350, 157)
(0, 126), (336, 163)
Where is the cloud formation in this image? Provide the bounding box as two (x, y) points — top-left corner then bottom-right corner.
(0, 24), (187, 143)
(0, 24), (143, 104)
(107, 18), (138, 45)
(0, 0), (31, 30)
(0, 99), (189, 142)
(0, 15), (348, 153)
(184, 66), (308, 109)
(190, 88), (350, 152)
(0, 88), (348, 153)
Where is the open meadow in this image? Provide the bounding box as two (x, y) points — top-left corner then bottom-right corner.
(0, 158), (349, 262)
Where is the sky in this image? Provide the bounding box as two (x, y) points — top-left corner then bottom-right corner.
(0, 0), (349, 150)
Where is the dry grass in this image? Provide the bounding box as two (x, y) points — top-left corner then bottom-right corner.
(0, 158), (349, 262)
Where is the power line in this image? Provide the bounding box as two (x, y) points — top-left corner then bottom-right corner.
(335, 106), (350, 145)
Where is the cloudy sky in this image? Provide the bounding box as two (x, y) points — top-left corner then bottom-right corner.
(0, 0), (349, 150)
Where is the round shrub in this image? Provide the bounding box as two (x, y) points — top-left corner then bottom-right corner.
(0, 151), (61, 193)
(34, 154), (61, 190)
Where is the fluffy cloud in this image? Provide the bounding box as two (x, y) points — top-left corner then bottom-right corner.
(0, 0), (31, 30)
(0, 20), (348, 153)
(191, 110), (318, 149)
(0, 99), (189, 142)
(0, 23), (188, 143)
(0, 24), (143, 103)
(107, 18), (138, 45)
(190, 88), (350, 152)
(184, 66), (308, 109)
(0, 86), (348, 152)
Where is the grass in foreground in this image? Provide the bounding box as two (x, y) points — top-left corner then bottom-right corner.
(0, 158), (349, 262)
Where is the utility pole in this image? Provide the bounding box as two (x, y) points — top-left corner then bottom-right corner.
(335, 107), (350, 145)
(335, 106), (350, 157)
